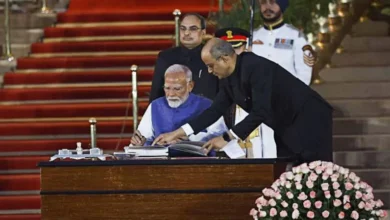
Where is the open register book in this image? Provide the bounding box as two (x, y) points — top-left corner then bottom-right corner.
(117, 141), (209, 158)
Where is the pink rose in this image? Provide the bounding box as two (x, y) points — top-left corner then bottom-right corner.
(315, 201), (322, 209)
(270, 208), (277, 217)
(274, 192), (282, 200)
(309, 173), (318, 182)
(349, 172), (356, 180)
(376, 199), (384, 208)
(324, 191), (331, 199)
(298, 192), (307, 201)
(285, 181), (292, 189)
(256, 196), (268, 206)
(287, 192), (294, 199)
(322, 210), (330, 218)
(358, 201), (365, 209)
(307, 211), (315, 219)
(381, 210), (388, 217)
(345, 182), (353, 190)
(333, 199), (342, 207)
(332, 182), (340, 190)
(281, 201), (288, 208)
(259, 211), (267, 217)
(306, 180), (314, 189)
(331, 173), (339, 182)
(364, 202), (373, 211)
(293, 203), (298, 209)
(355, 191), (362, 199)
(344, 203), (351, 210)
(309, 191), (316, 199)
(351, 210), (359, 219)
(292, 209), (300, 219)
(360, 181), (367, 189)
(321, 183), (329, 191)
(303, 200), (311, 208)
(295, 183), (303, 190)
(280, 210), (288, 217)
(335, 189), (342, 198)
(249, 208), (258, 216)
(338, 211), (345, 219)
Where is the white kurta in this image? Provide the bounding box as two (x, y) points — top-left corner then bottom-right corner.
(137, 104), (228, 144)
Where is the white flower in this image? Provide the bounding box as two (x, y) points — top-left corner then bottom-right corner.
(343, 195), (350, 204)
(321, 183), (329, 191)
(333, 199), (342, 207)
(293, 166), (301, 174)
(331, 173), (339, 182)
(292, 209), (300, 219)
(334, 190), (342, 198)
(354, 183), (361, 190)
(259, 211), (267, 217)
(325, 167), (333, 175)
(269, 199), (277, 207)
(281, 201), (288, 208)
(286, 171), (294, 180)
(349, 172), (356, 180)
(287, 192), (294, 199)
(294, 174), (303, 182)
(286, 181), (292, 189)
(309, 173), (318, 182)
(315, 166), (323, 174)
(309, 161), (318, 169)
(275, 192), (282, 200)
(292, 203), (299, 209)
(296, 182), (303, 190)
(322, 174), (329, 181)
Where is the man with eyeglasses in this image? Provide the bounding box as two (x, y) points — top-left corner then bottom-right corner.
(149, 13), (219, 103)
(131, 64), (227, 146)
(152, 39), (333, 165)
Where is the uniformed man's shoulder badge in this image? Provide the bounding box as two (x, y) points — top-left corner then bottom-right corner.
(302, 44), (317, 67)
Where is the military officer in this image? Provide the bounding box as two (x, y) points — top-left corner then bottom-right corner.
(250, 0), (318, 159)
(149, 13), (219, 102)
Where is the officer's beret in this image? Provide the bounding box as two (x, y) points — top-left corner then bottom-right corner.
(215, 27), (251, 48)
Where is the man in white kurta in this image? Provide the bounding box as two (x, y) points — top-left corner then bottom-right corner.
(130, 64), (227, 146)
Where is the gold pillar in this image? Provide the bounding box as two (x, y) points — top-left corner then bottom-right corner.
(173, 9), (181, 47)
(2, 0), (14, 62)
(131, 65), (139, 132)
(39, 0), (54, 14)
(89, 118), (97, 149)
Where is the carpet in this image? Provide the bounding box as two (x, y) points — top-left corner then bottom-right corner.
(16, 55), (157, 69)
(0, 86), (151, 101)
(31, 40), (173, 53)
(4, 69), (153, 85)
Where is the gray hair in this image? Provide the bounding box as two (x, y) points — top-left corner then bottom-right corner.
(209, 38), (235, 59)
(164, 64), (192, 82)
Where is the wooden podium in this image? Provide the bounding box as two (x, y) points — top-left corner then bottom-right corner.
(39, 158), (290, 220)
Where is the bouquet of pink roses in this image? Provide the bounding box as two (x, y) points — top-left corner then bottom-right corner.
(250, 161), (388, 219)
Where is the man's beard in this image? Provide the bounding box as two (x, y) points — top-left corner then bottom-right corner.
(261, 9), (282, 23)
(166, 94), (188, 108)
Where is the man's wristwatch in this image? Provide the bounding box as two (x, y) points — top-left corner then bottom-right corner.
(222, 132), (231, 142)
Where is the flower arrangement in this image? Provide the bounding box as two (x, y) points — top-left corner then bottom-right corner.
(250, 161), (388, 220)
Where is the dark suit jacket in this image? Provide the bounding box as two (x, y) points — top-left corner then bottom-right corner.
(149, 44), (219, 102)
(188, 52), (332, 141)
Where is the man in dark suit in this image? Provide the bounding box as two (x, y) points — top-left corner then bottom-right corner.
(153, 38), (333, 165)
(149, 13), (219, 102)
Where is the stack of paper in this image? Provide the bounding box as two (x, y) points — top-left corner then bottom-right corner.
(124, 146), (168, 157)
